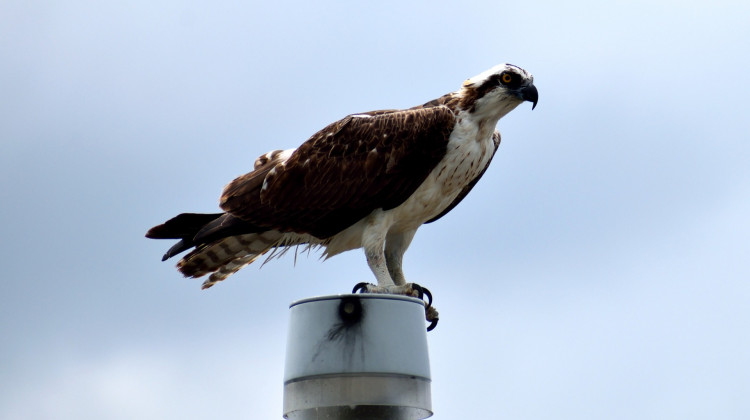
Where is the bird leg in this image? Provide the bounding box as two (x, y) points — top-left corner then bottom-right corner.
(356, 231), (439, 331)
(356, 224), (439, 329)
(358, 244), (428, 299)
(387, 229), (438, 330)
(385, 229), (415, 286)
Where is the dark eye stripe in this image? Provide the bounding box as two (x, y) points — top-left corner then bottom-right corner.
(474, 74), (504, 98)
(470, 70), (525, 105)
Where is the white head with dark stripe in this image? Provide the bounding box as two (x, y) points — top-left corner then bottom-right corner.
(459, 63), (538, 119)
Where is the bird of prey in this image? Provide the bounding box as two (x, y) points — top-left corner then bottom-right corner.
(146, 63), (538, 329)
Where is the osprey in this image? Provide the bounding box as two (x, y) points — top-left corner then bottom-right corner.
(147, 63), (538, 329)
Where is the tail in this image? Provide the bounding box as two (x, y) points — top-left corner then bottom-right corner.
(179, 231), (314, 289)
(146, 213), (316, 288)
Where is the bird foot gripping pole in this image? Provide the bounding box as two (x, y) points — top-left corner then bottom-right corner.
(283, 294), (433, 420)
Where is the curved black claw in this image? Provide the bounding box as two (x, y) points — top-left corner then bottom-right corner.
(352, 282), (371, 294)
(421, 286), (433, 308)
(410, 283), (424, 300)
(411, 283), (433, 308)
(427, 318), (439, 332)
(425, 305), (439, 332)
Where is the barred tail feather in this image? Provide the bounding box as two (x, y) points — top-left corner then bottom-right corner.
(176, 231), (321, 289)
(199, 252), (265, 290)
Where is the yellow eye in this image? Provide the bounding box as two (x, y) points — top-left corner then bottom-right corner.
(501, 73), (513, 84)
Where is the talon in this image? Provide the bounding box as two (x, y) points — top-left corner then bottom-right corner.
(408, 283), (432, 308)
(352, 282), (370, 294)
(420, 286), (433, 308)
(425, 305), (439, 332)
(410, 283), (425, 300)
(427, 319), (439, 331)
(350, 282), (439, 331)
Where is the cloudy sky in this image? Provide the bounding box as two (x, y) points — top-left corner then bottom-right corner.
(2, 0), (748, 419)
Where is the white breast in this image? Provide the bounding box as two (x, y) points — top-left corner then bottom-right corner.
(387, 114), (495, 230)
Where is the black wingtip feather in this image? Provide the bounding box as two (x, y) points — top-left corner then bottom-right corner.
(145, 224), (168, 239)
(146, 212), (225, 261)
(145, 213), (224, 239)
(161, 239), (190, 261)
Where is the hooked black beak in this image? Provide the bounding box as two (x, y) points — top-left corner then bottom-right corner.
(519, 83), (538, 110)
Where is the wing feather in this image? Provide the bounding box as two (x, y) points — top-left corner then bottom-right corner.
(220, 106), (456, 238)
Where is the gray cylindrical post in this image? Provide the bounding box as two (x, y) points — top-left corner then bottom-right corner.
(283, 294), (432, 420)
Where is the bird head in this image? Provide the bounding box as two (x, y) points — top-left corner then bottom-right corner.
(459, 63), (538, 120)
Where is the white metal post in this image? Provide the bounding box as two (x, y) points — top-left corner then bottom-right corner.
(283, 294), (433, 419)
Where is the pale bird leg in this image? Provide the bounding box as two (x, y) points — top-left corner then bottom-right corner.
(385, 229), (417, 286)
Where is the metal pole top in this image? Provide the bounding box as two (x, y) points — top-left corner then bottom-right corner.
(283, 294), (432, 420)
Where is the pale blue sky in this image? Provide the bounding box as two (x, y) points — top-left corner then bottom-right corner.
(2, 1), (749, 419)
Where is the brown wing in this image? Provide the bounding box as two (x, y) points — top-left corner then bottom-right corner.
(425, 130), (501, 224)
(220, 106), (456, 238)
